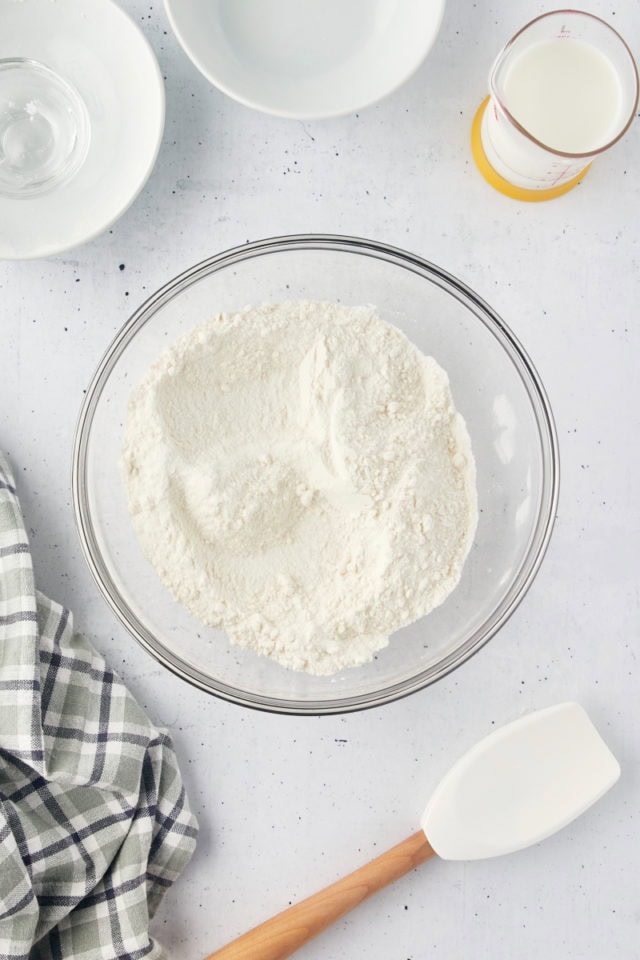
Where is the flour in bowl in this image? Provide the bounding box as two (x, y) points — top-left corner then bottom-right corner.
(122, 301), (477, 675)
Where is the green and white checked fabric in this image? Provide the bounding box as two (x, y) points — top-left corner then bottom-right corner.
(0, 453), (198, 960)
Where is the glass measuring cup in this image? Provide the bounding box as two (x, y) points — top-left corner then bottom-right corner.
(471, 10), (639, 201)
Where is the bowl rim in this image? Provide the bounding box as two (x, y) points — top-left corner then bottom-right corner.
(0, 0), (165, 260)
(72, 233), (560, 715)
(163, 0), (447, 119)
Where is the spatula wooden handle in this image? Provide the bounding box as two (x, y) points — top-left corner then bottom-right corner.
(204, 830), (436, 960)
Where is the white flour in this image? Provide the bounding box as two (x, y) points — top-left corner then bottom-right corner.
(122, 301), (477, 675)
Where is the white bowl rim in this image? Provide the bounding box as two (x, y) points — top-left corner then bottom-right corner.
(163, 0), (447, 119)
(0, 0), (165, 260)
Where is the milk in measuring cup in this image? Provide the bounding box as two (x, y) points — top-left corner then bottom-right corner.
(502, 39), (623, 154)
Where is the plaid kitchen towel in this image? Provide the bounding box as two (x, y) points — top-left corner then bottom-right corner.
(0, 453), (198, 960)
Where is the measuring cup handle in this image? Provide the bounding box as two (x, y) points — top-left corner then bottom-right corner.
(203, 830), (436, 960)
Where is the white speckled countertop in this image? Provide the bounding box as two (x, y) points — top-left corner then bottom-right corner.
(2, 2), (639, 957)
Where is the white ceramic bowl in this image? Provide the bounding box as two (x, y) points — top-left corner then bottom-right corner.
(73, 236), (559, 715)
(0, 0), (164, 259)
(164, 0), (446, 118)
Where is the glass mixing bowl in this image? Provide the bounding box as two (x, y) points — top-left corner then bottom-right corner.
(72, 235), (559, 715)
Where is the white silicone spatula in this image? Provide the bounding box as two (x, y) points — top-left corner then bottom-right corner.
(204, 702), (620, 960)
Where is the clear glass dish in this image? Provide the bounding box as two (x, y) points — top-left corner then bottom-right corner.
(72, 235), (559, 715)
(0, 58), (90, 199)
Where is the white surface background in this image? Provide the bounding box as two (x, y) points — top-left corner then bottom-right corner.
(2, 1), (639, 958)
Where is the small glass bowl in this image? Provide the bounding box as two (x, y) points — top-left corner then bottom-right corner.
(72, 236), (559, 715)
(0, 58), (90, 198)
